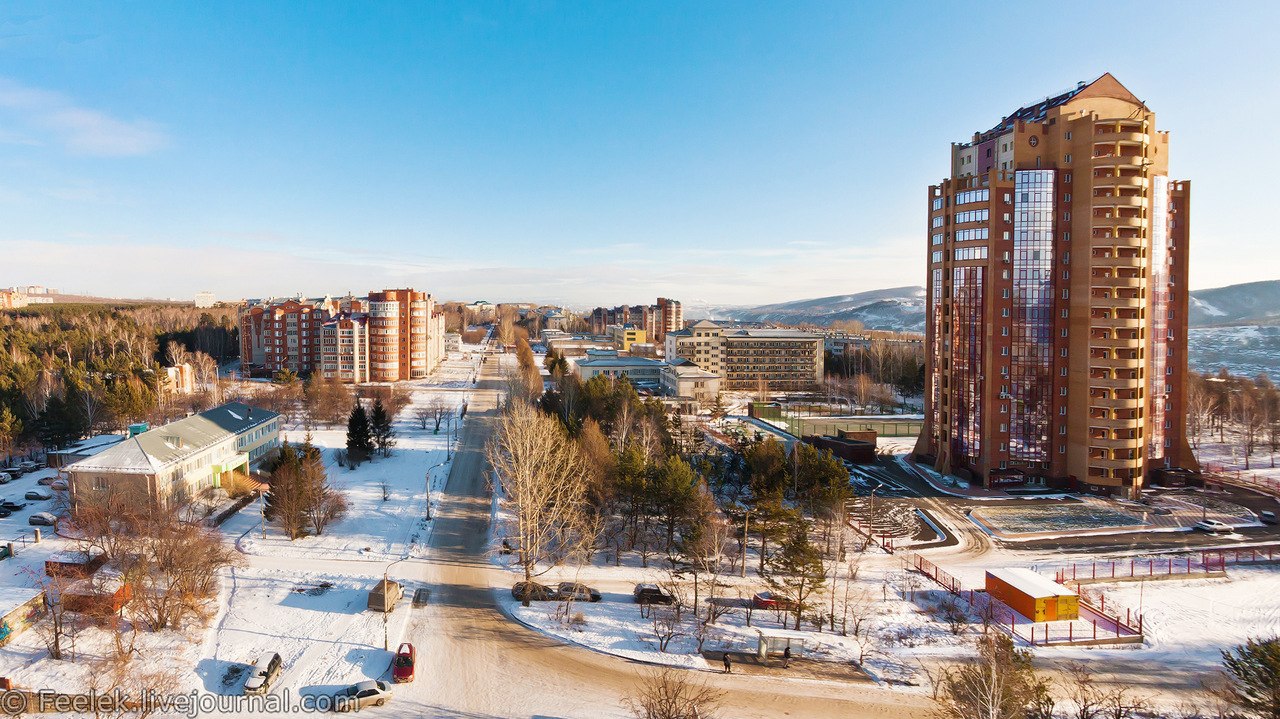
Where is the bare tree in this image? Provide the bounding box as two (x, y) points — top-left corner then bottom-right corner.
(624, 667), (724, 719)
(486, 402), (593, 604)
(932, 634), (1053, 719)
(130, 507), (242, 630)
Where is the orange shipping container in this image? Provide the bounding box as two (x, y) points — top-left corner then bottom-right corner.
(985, 568), (1078, 622)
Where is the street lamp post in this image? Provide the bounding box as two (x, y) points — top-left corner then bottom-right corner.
(382, 556), (409, 650)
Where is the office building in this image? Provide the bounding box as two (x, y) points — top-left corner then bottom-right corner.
(665, 320), (823, 392)
(66, 402), (280, 506)
(914, 74), (1193, 497)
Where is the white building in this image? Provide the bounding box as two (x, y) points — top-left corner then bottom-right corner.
(194, 291), (217, 308)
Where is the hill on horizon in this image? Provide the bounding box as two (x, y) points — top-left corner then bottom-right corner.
(711, 279), (1280, 333)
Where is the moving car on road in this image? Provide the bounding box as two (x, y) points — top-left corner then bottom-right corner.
(243, 652), (282, 696)
(392, 643), (415, 683)
(1195, 519), (1232, 533)
(556, 582), (602, 602)
(334, 680), (392, 711)
(632, 584), (673, 605)
(511, 582), (555, 601)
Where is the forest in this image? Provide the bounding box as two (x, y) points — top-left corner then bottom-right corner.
(0, 303), (238, 459)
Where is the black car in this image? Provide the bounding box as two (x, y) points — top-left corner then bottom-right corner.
(0, 508), (12, 518)
(0, 501), (22, 512)
(510, 582), (555, 601)
(632, 584), (674, 605)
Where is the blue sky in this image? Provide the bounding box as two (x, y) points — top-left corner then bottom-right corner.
(2, 2), (1276, 307)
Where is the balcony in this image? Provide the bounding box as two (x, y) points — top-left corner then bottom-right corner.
(1094, 131), (1150, 144)
(1090, 376), (1139, 389)
(1093, 174), (1148, 189)
(1092, 194), (1146, 208)
(1092, 275), (1145, 290)
(1092, 154), (1145, 168)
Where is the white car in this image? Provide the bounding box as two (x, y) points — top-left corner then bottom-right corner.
(243, 652), (282, 696)
(334, 680), (392, 711)
(28, 512), (56, 527)
(25, 489), (52, 501)
(1194, 519), (1232, 533)
(51, 480), (68, 491)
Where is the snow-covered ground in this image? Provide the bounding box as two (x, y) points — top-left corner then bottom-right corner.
(0, 345), (487, 713)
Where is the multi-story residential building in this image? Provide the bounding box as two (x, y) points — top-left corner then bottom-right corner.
(655, 297), (683, 343)
(239, 296), (337, 376)
(0, 289), (27, 309)
(239, 289), (444, 382)
(319, 313), (371, 384)
(914, 74), (1194, 497)
(588, 298), (681, 340)
(665, 320), (823, 391)
(367, 288), (447, 382)
(194, 291), (217, 308)
(66, 402), (280, 506)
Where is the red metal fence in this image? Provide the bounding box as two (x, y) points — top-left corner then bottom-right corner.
(1052, 554), (1226, 584)
(906, 553), (1143, 646)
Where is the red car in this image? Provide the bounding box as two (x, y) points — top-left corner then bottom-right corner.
(392, 643), (415, 683)
(752, 591), (797, 611)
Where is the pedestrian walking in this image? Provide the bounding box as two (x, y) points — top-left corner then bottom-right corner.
(722, 652), (732, 674)
(782, 646), (791, 669)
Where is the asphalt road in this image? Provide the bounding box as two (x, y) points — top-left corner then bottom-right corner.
(379, 356), (934, 719)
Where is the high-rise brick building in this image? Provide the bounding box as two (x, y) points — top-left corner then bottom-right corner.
(366, 289), (446, 382)
(914, 74), (1194, 497)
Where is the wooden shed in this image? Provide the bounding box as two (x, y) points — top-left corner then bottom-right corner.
(45, 549), (107, 579)
(985, 568), (1078, 622)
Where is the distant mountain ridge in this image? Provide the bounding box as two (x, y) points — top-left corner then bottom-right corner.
(715, 286), (927, 332)
(1187, 280), (1280, 327)
(710, 279), (1280, 333)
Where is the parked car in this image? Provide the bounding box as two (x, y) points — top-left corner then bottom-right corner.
(0, 473), (10, 484)
(3, 466), (23, 477)
(0, 508), (12, 518)
(1261, 511), (1277, 525)
(29, 513), (56, 527)
(1, 500), (23, 512)
(556, 582), (602, 603)
(1195, 519), (1232, 533)
(391, 642), (415, 683)
(18, 462), (37, 473)
(510, 582), (555, 601)
(51, 480), (68, 491)
(333, 680), (392, 711)
(752, 591), (797, 611)
(36, 476), (58, 486)
(412, 587), (430, 608)
(633, 584), (674, 606)
(243, 652), (282, 696)
(25, 489), (52, 501)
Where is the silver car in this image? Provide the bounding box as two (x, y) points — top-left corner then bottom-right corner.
(334, 680), (392, 711)
(243, 652), (282, 696)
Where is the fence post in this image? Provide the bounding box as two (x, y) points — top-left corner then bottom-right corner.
(1149, 559), (1153, 576)
(1111, 561), (1115, 578)
(1092, 563), (1097, 580)
(1093, 618), (1097, 640)
(1069, 623), (1073, 643)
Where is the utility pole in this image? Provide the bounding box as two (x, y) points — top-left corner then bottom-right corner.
(741, 510), (750, 578)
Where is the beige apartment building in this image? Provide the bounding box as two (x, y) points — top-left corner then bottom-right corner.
(665, 320), (823, 392)
(914, 74), (1194, 497)
(320, 313), (371, 383)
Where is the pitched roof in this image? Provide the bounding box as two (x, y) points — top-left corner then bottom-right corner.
(979, 73), (1144, 139)
(67, 402), (278, 475)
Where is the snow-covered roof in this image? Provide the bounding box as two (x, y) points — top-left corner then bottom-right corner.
(0, 586), (42, 615)
(986, 568), (1076, 599)
(67, 402), (278, 475)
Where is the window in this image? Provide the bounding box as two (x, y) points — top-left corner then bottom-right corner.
(1064, 173), (1071, 182)
(932, 216), (944, 228)
(1064, 131), (1072, 140)
(932, 197), (945, 211)
(953, 246), (988, 261)
(1064, 154), (1072, 163)
(931, 251), (943, 263)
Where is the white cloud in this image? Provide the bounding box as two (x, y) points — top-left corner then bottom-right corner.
(0, 78), (168, 157)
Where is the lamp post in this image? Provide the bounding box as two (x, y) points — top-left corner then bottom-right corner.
(382, 556), (409, 650)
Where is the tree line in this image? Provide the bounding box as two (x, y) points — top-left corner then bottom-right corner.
(0, 304), (238, 459)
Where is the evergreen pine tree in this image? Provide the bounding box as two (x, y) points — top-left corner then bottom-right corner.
(346, 401), (373, 463)
(370, 397), (395, 457)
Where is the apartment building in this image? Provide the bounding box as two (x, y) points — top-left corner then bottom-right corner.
(366, 288), (446, 381)
(239, 296), (337, 376)
(0, 289), (27, 310)
(914, 73), (1194, 497)
(239, 289), (444, 382)
(66, 402), (280, 506)
(665, 320), (823, 391)
(588, 298), (681, 342)
(319, 313), (371, 384)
